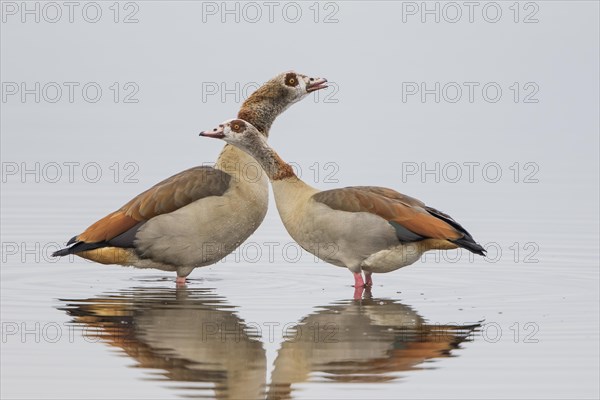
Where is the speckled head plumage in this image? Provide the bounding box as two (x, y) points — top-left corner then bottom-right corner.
(200, 118), (295, 180)
(200, 118), (265, 149)
(237, 71), (327, 136)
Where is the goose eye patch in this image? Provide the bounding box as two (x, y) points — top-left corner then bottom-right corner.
(230, 120), (246, 132)
(285, 73), (299, 87)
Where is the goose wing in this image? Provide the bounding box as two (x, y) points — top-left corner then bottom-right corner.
(312, 186), (485, 255)
(53, 166), (232, 255)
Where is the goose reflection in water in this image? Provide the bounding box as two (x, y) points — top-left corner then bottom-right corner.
(267, 290), (480, 399)
(59, 287), (266, 400)
(59, 287), (479, 400)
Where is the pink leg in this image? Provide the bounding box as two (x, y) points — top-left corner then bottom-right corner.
(353, 285), (364, 300)
(352, 272), (365, 300)
(176, 276), (187, 285)
(364, 272), (373, 287)
(353, 272), (365, 288)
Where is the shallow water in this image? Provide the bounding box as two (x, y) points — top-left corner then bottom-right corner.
(2, 179), (599, 399)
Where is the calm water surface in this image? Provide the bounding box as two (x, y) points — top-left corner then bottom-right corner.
(1, 181), (599, 399)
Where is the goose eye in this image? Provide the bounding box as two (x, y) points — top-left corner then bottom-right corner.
(285, 72), (299, 87)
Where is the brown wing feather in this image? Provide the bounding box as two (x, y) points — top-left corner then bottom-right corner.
(121, 166), (231, 220)
(77, 211), (139, 243)
(75, 166), (231, 243)
(350, 186), (426, 208)
(312, 186), (462, 241)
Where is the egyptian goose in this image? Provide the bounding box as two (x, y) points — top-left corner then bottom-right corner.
(200, 119), (486, 291)
(53, 72), (328, 283)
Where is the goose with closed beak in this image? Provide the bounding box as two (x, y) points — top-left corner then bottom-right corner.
(52, 72), (328, 283)
(200, 119), (486, 292)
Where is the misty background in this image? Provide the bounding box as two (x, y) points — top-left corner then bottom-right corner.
(1, 1), (599, 399)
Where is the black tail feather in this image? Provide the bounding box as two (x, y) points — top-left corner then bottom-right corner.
(52, 248), (73, 257)
(451, 237), (486, 256)
(52, 241), (109, 257)
(425, 206), (486, 257)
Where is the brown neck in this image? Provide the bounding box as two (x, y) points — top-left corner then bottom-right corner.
(270, 152), (296, 181)
(237, 84), (296, 137)
(241, 137), (296, 181)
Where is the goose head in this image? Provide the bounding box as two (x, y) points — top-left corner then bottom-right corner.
(249, 71), (328, 105)
(200, 119), (262, 147)
(236, 71), (327, 136)
(200, 119), (270, 159)
(281, 71), (328, 98)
